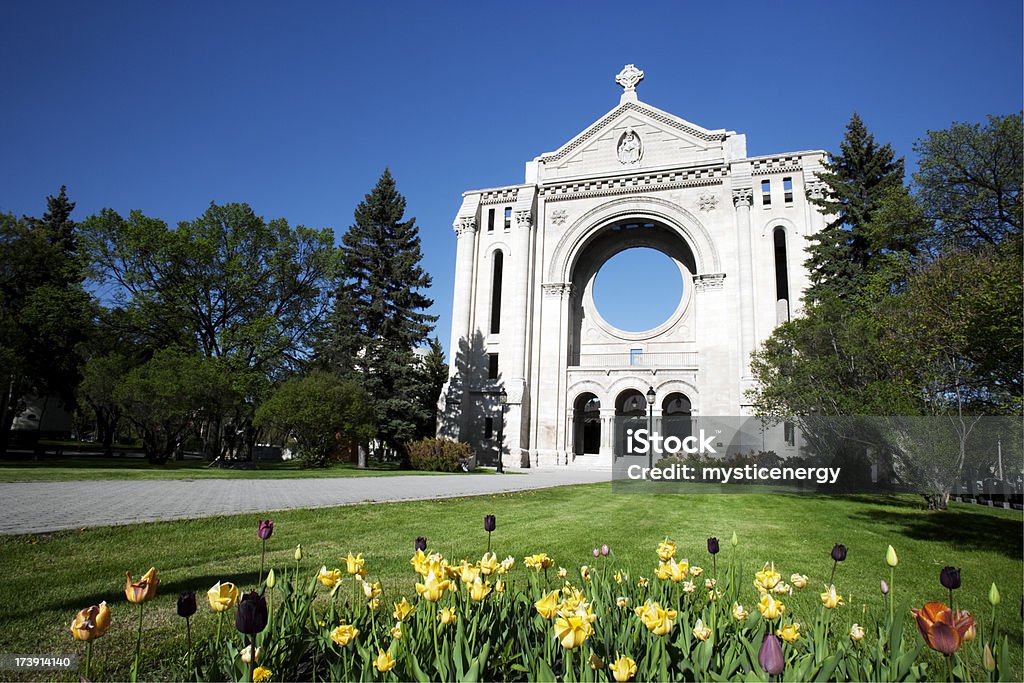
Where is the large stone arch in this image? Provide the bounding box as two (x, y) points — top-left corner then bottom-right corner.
(546, 195), (723, 284)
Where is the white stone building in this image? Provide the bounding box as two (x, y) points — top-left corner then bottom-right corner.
(438, 65), (828, 469)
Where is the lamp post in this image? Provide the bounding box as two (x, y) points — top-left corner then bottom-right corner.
(646, 386), (656, 470)
(496, 388), (507, 474)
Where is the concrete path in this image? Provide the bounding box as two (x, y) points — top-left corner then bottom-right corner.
(0, 469), (608, 535)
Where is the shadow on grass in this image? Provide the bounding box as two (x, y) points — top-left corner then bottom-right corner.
(849, 506), (1024, 560)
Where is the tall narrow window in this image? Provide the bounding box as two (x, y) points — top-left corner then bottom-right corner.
(773, 228), (790, 322)
(761, 179), (772, 206)
(485, 417), (494, 439)
(489, 251), (503, 334)
(487, 353), (499, 379)
(487, 208), (495, 232)
(783, 177), (793, 204)
(503, 207), (512, 229)
(784, 421), (795, 447)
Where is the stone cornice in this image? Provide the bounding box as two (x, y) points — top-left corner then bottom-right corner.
(750, 154), (805, 176)
(541, 282), (572, 299)
(514, 210), (533, 230)
(541, 166), (727, 202)
(693, 273), (726, 292)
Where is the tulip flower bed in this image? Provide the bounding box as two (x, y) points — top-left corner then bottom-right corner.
(2, 485), (1021, 682)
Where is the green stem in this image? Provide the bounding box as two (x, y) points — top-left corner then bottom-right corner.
(946, 654), (954, 683)
(85, 640), (92, 680)
(131, 601), (144, 683)
(889, 567), (895, 626)
(215, 611), (223, 651)
(249, 633), (256, 683)
(258, 540), (266, 588)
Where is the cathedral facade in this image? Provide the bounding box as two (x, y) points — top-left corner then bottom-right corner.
(438, 65), (829, 469)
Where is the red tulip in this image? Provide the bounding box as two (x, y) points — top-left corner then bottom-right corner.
(912, 602), (975, 655)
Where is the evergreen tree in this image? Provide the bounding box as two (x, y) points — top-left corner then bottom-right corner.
(326, 169), (437, 462)
(805, 114), (906, 302)
(415, 337), (448, 439)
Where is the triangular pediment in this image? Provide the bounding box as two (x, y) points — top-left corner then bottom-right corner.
(536, 100), (733, 181)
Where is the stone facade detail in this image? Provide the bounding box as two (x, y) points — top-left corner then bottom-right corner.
(439, 65), (827, 471)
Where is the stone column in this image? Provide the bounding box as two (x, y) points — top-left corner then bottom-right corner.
(502, 210), (533, 466)
(448, 216), (478, 376)
(732, 188), (756, 380)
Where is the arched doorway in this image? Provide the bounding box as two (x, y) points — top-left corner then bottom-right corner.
(662, 393), (692, 447)
(615, 389), (648, 455)
(572, 393), (601, 455)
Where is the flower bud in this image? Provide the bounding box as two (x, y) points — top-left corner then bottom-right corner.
(758, 634), (784, 675)
(294, 544), (303, 562)
(730, 531), (738, 547)
(707, 537), (720, 555)
(939, 566), (961, 590)
(831, 544), (847, 562)
(601, 544), (610, 557)
(483, 514), (496, 533)
(235, 591), (268, 634)
(989, 582), (1000, 606)
(415, 536), (427, 552)
(257, 520), (274, 541)
(983, 643), (996, 672)
(593, 548), (600, 558)
(265, 568), (276, 589)
(886, 545), (898, 567)
(880, 579), (889, 595)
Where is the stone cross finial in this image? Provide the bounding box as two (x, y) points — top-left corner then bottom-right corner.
(615, 64), (644, 93)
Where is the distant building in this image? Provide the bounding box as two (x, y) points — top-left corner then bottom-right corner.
(439, 65), (828, 469)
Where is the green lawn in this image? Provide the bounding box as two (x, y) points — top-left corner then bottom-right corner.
(0, 454), (478, 481)
(0, 484), (1020, 681)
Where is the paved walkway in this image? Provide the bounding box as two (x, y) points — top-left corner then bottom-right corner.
(0, 469), (608, 535)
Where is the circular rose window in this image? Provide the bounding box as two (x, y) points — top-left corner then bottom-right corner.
(593, 247), (683, 333)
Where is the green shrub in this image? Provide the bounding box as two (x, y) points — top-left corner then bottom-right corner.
(406, 437), (473, 472)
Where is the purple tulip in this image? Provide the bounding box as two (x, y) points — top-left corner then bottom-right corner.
(707, 537), (720, 555)
(880, 579), (889, 595)
(758, 634), (785, 675)
(235, 591), (268, 634)
(483, 515), (496, 533)
(415, 536), (427, 552)
(257, 520), (274, 541)
(831, 544), (847, 562)
(177, 591), (197, 618)
(601, 544), (610, 557)
(592, 548), (600, 558)
(940, 566), (961, 590)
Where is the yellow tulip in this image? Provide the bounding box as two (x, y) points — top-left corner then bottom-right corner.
(610, 655), (637, 682)
(636, 577), (649, 589)
(415, 569), (451, 602)
(392, 597), (415, 622)
(757, 592), (785, 620)
(294, 545), (302, 562)
(886, 545), (898, 568)
(499, 556), (515, 573)
(777, 622), (801, 643)
(457, 561), (481, 584)
(656, 558), (687, 583)
(557, 567), (568, 578)
(616, 596), (629, 608)
(525, 553), (554, 570)
(732, 602), (749, 621)
(580, 565), (591, 582)
(790, 573), (808, 589)
(317, 566), (342, 589)
(849, 623), (865, 642)
(372, 648), (396, 673)
(438, 607), (457, 626)
(410, 549), (429, 576)
(330, 623), (359, 646)
(345, 552), (366, 578)
(772, 581), (793, 596)
(754, 562), (781, 592)
(553, 613), (593, 648)
(478, 552), (501, 575)
(125, 567), (159, 603)
(635, 601), (677, 636)
(495, 580), (505, 593)
(705, 577), (717, 590)
(689, 565), (703, 577)
(362, 580), (382, 600)
(535, 590), (560, 619)
(70, 602), (111, 641)
(207, 581), (239, 612)
(820, 584), (844, 609)
(692, 618), (712, 641)
(367, 598), (380, 612)
(390, 623), (402, 639)
(468, 576), (492, 601)
(682, 580), (696, 594)
(614, 571), (624, 584)
(656, 539), (677, 562)
(253, 666), (272, 683)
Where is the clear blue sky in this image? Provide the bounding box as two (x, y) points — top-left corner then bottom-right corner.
(1, 1), (1020, 358)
